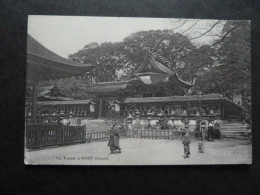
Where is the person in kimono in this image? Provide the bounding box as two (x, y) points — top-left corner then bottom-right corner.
(108, 120), (121, 153)
(182, 134), (191, 158)
(198, 137), (204, 153)
(200, 120), (207, 140)
(207, 119), (214, 141)
(108, 134), (115, 153)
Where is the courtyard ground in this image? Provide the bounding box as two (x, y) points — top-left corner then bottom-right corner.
(25, 138), (252, 165)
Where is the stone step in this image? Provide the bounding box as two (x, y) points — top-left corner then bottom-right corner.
(222, 131), (248, 133)
(221, 124), (247, 132)
(221, 135), (251, 139)
(221, 127), (246, 131)
(222, 124), (247, 127)
(221, 132), (248, 135)
(221, 129), (248, 132)
(221, 125), (247, 128)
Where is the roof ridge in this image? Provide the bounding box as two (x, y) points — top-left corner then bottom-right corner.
(27, 34), (94, 68)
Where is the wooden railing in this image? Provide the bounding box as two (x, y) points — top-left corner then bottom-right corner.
(127, 128), (197, 140)
(26, 124), (199, 150)
(86, 130), (128, 142)
(26, 124), (86, 149)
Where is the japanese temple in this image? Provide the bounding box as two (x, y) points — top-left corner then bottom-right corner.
(26, 34), (95, 120)
(34, 52), (244, 122)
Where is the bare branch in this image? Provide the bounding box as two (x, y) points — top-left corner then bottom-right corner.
(169, 19), (183, 24)
(189, 21), (221, 40)
(240, 69), (250, 76)
(210, 23), (241, 47)
(180, 20), (200, 34)
(171, 19), (187, 30)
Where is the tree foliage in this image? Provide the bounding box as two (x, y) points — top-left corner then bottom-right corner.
(39, 22), (250, 104)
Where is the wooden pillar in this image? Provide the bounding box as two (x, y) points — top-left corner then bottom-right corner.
(221, 102), (225, 120)
(199, 100), (202, 117)
(218, 101), (221, 119)
(98, 98), (102, 118)
(32, 84), (37, 120)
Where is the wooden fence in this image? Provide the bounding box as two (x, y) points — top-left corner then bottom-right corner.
(86, 130), (128, 142)
(26, 124), (86, 149)
(26, 124), (199, 149)
(127, 128), (198, 140)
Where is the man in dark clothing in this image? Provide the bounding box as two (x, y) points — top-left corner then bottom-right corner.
(207, 120), (214, 141)
(195, 120), (200, 138)
(108, 120), (121, 153)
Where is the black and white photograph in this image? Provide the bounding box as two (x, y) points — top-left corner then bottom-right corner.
(25, 16), (251, 165)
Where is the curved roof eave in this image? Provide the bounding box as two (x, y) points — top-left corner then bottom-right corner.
(27, 34), (95, 83)
(174, 73), (196, 87)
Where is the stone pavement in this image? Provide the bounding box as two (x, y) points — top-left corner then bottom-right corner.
(25, 138), (252, 165)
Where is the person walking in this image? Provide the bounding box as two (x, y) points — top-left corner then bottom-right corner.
(108, 134), (116, 153)
(108, 120), (121, 153)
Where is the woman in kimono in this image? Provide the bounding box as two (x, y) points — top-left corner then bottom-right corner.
(182, 134), (191, 158)
(108, 134), (116, 153)
(108, 120), (121, 153)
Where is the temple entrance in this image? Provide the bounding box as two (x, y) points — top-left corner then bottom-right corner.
(101, 99), (108, 117)
(98, 98), (119, 118)
(143, 93), (153, 97)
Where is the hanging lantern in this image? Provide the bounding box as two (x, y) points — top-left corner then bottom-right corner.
(60, 110), (65, 117)
(183, 110), (187, 116)
(52, 112), (57, 117)
(113, 100), (121, 112)
(147, 110), (152, 117)
(68, 111), (74, 118)
(89, 101), (96, 113)
(127, 113), (134, 124)
(197, 91), (203, 99)
(135, 109), (140, 118)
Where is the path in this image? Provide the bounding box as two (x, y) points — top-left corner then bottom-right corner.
(25, 138), (252, 165)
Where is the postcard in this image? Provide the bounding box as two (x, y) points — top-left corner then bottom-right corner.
(25, 16), (251, 165)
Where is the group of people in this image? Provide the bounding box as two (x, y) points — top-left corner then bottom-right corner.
(182, 118), (219, 158)
(182, 133), (205, 159)
(107, 118), (220, 158)
(196, 118), (220, 141)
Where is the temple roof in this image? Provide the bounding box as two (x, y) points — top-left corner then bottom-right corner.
(37, 99), (92, 106)
(123, 94), (244, 109)
(134, 54), (195, 88)
(135, 55), (175, 75)
(86, 78), (144, 94)
(36, 85), (72, 101)
(27, 34), (95, 84)
(123, 94), (223, 103)
(86, 81), (129, 94)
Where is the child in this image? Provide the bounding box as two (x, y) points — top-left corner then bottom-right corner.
(198, 137), (204, 153)
(182, 134), (191, 158)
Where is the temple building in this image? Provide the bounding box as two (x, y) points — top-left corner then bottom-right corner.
(26, 34), (95, 121)
(26, 35), (244, 123)
(35, 53), (244, 122)
(83, 53), (244, 121)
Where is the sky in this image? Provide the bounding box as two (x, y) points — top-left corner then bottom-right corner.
(28, 16), (225, 58)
